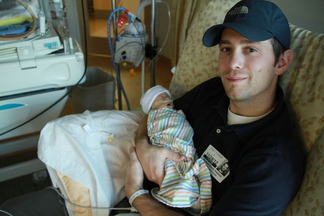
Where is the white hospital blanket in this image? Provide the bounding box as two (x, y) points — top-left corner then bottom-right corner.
(38, 110), (144, 214)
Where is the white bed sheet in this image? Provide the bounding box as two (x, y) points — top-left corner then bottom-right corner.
(38, 110), (144, 215)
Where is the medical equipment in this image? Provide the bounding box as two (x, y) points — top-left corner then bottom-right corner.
(0, 0), (85, 182)
(107, 7), (148, 110)
(113, 20), (148, 68)
(108, 0), (170, 110)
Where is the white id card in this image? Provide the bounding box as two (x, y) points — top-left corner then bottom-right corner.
(202, 145), (230, 183)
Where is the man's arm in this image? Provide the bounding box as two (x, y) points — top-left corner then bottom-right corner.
(125, 145), (183, 216)
(135, 115), (184, 185)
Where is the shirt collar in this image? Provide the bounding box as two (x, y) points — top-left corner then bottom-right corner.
(214, 85), (286, 143)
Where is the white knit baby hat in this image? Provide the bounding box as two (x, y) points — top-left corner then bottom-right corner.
(140, 85), (171, 113)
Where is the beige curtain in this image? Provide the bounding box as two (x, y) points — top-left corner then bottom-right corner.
(165, 0), (199, 66)
(165, 0), (224, 66)
(167, 0), (198, 65)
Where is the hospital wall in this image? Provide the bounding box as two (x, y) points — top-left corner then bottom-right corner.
(271, 0), (324, 34)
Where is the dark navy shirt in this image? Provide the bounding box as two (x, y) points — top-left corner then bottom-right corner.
(174, 77), (305, 216)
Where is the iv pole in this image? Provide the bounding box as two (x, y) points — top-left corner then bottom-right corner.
(150, 0), (156, 87)
(111, 0), (123, 110)
(111, 0), (157, 109)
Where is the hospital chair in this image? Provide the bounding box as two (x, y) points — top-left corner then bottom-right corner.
(37, 0), (323, 215)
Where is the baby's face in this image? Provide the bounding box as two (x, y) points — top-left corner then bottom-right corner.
(152, 92), (174, 110)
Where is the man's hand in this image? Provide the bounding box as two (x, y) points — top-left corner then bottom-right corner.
(125, 147), (184, 216)
(137, 144), (185, 186)
(135, 115), (185, 186)
(125, 145), (144, 198)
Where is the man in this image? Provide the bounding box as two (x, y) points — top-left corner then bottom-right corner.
(125, 0), (305, 215)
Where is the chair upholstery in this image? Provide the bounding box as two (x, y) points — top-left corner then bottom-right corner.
(280, 25), (324, 216)
(168, 0), (324, 214)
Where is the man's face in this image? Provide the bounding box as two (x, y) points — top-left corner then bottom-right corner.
(218, 28), (279, 107)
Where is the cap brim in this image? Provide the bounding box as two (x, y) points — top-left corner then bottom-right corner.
(202, 22), (274, 47)
(202, 24), (225, 47)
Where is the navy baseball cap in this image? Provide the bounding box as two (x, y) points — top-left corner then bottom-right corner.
(202, 0), (290, 49)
